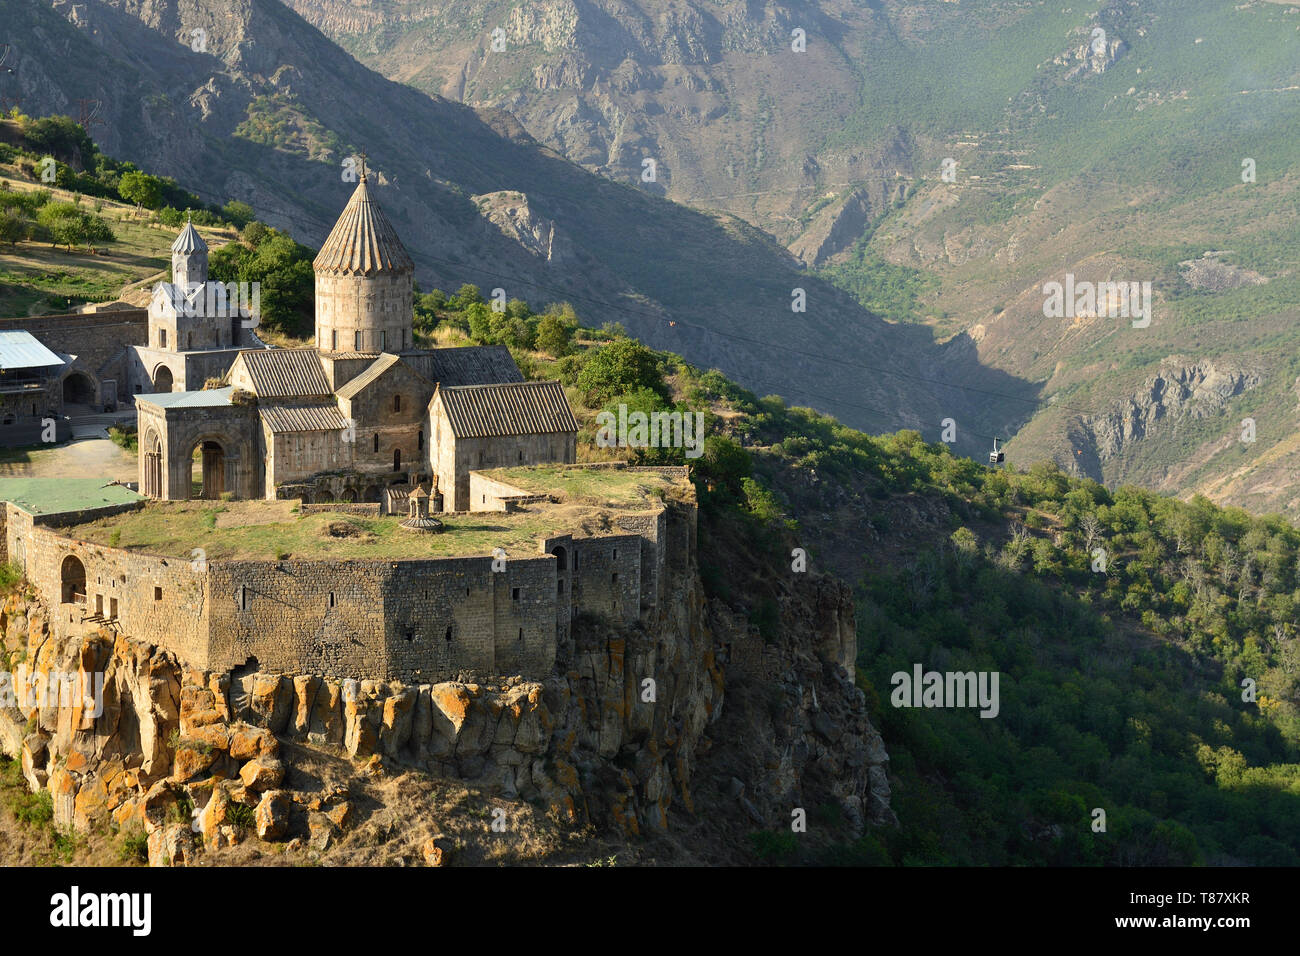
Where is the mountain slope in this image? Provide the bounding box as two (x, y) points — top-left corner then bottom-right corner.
(284, 0), (1300, 517)
(2, 0), (1021, 440)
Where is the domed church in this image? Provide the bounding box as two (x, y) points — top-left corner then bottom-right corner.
(134, 172), (578, 510)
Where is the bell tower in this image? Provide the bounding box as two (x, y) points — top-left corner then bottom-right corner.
(312, 164), (414, 354)
(171, 218), (208, 290)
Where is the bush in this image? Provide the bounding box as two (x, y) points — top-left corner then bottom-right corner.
(576, 338), (665, 407)
(117, 824), (149, 864)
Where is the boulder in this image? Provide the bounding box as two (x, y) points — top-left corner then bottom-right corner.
(239, 757), (285, 791)
(255, 790), (290, 841)
(229, 725), (278, 760)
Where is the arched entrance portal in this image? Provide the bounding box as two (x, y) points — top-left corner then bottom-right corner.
(153, 366), (174, 393)
(62, 371), (95, 407)
(190, 440), (226, 500)
(60, 555), (86, 605)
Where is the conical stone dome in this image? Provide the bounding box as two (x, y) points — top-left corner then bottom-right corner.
(312, 173), (414, 276)
(313, 170), (416, 353)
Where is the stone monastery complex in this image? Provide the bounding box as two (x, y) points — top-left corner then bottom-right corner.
(0, 174), (697, 686)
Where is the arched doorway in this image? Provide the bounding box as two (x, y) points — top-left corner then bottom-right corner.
(190, 439), (226, 500)
(62, 371), (95, 408)
(313, 490), (335, 504)
(362, 485), (381, 504)
(153, 366), (174, 393)
(340, 488), (357, 503)
(60, 555), (86, 605)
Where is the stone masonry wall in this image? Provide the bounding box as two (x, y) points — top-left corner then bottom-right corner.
(8, 508), (210, 665)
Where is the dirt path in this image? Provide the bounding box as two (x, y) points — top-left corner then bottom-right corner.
(0, 439), (136, 483)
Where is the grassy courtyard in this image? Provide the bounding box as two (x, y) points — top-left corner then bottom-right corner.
(478, 465), (686, 506)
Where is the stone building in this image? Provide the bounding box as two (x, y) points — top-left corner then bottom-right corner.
(133, 172), (578, 504)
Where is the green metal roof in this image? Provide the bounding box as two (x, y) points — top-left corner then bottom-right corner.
(0, 478), (142, 516)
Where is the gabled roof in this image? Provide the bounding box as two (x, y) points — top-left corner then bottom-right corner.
(335, 352), (430, 401)
(0, 331), (64, 370)
(136, 387), (234, 410)
(171, 220), (207, 255)
(434, 380), (578, 439)
(259, 403), (350, 434)
(312, 174), (414, 276)
(402, 345), (523, 388)
(232, 348), (331, 398)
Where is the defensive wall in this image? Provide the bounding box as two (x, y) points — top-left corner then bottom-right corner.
(0, 489), (695, 684)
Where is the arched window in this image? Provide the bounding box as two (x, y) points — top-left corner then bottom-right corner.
(394, 394), (401, 412)
(372, 433), (379, 453)
(393, 448), (401, 471)
(418, 429), (424, 450)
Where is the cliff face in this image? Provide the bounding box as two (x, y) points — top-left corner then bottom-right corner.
(0, 538), (890, 864)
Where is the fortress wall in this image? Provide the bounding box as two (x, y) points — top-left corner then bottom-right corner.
(615, 511), (666, 618)
(206, 554), (561, 682)
(490, 556), (557, 677)
(15, 518), (209, 664)
(570, 534), (642, 626)
(207, 560), (391, 678)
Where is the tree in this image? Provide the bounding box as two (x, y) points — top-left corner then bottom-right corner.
(222, 200), (255, 228)
(694, 434), (751, 498)
(576, 337), (664, 406)
(117, 170), (164, 212)
(535, 312), (573, 356)
(35, 202), (114, 251)
(0, 207), (28, 246)
(22, 115), (96, 168)
(453, 283), (483, 307)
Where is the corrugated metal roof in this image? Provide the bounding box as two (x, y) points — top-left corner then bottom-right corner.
(401, 346), (523, 388)
(136, 386), (234, 409)
(312, 175), (414, 276)
(0, 331), (65, 370)
(335, 353), (403, 400)
(234, 349), (331, 398)
(436, 380), (578, 438)
(260, 403), (350, 433)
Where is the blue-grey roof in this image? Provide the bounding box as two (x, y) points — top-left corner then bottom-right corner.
(136, 386), (234, 409)
(0, 331), (65, 370)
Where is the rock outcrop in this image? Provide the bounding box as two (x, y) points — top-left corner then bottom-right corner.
(0, 533), (890, 863)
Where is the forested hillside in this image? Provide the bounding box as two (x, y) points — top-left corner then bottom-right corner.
(420, 288), (1300, 866)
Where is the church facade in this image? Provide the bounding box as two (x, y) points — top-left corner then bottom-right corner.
(135, 174), (578, 509)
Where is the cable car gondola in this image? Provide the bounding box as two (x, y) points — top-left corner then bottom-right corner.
(988, 438), (1005, 466)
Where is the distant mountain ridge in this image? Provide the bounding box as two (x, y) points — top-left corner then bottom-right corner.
(278, 0), (1300, 518)
(0, 0), (1035, 446)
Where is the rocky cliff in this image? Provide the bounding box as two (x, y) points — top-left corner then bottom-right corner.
(0, 545), (890, 864)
